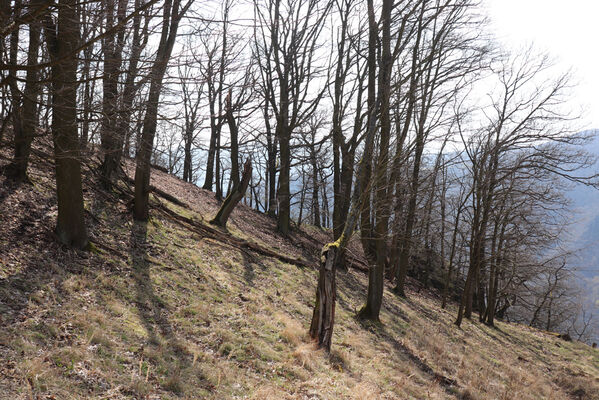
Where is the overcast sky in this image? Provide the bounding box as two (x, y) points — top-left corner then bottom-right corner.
(487, 0), (599, 129)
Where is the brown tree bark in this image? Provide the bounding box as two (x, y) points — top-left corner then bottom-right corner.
(134, 0), (189, 221)
(485, 221), (505, 326)
(120, 0), (150, 158)
(7, 1), (41, 182)
(45, 0), (89, 248)
(210, 159), (251, 228)
(331, 0), (360, 243)
(99, 0), (127, 188)
(309, 244), (338, 351)
(225, 89), (239, 187)
(275, 72), (291, 234)
(309, 0), (380, 345)
(358, 0), (394, 321)
(264, 101), (277, 216)
(254, 0), (329, 234)
(202, 3), (228, 192)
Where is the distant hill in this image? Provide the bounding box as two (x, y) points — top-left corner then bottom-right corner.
(563, 130), (599, 317)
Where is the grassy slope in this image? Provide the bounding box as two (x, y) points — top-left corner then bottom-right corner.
(0, 147), (598, 400)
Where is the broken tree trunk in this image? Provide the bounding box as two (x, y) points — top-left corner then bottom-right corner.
(210, 159), (251, 228)
(309, 243), (338, 352)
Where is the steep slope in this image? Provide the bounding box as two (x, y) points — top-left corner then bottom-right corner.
(0, 144), (598, 399)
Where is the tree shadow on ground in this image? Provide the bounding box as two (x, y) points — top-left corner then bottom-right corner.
(130, 220), (182, 349)
(241, 250), (260, 286)
(399, 295), (439, 323)
(0, 235), (79, 326)
(0, 175), (21, 206)
(468, 319), (553, 366)
(0, 175), (79, 326)
(371, 321), (460, 397)
(128, 220), (215, 394)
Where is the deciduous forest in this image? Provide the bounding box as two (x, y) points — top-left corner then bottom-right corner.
(1, 0), (598, 398)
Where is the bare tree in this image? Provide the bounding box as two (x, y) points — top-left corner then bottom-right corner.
(253, 0), (331, 235)
(455, 49), (596, 327)
(5, 0), (43, 182)
(99, 0), (128, 188)
(134, 0), (193, 221)
(44, 0), (89, 248)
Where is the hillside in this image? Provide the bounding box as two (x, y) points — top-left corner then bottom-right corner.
(1, 146), (598, 400)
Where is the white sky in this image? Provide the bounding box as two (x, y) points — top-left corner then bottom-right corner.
(487, 0), (599, 129)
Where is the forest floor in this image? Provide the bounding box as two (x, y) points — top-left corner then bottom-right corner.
(1, 143), (598, 399)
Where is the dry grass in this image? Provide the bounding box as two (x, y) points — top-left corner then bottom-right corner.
(0, 145), (598, 399)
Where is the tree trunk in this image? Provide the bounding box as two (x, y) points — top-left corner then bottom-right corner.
(8, 5), (41, 182)
(442, 204), (462, 309)
(394, 151), (422, 297)
(226, 91), (240, 187)
(183, 135), (192, 182)
(309, 0), (379, 344)
(309, 244), (338, 351)
(455, 260), (475, 327)
(134, 82), (162, 220)
(357, 0), (393, 322)
(210, 160), (252, 228)
(215, 132), (223, 200)
(100, 0), (126, 188)
(264, 101), (277, 217)
(276, 64), (291, 234)
(320, 166), (330, 228)
(477, 268), (486, 322)
(387, 1), (422, 285)
(331, 1), (354, 240)
(297, 171), (306, 227)
(486, 260), (500, 326)
(203, 100), (218, 190)
(267, 132), (277, 217)
(134, 0), (184, 221)
(277, 124), (291, 234)
(119, 0), (147, 159)
(7, 0), (20, 141)
(311, 150), (321, 228)
(45, 0), (89, 249)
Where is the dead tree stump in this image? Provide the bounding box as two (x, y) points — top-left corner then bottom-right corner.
(309, 243), (338, 351)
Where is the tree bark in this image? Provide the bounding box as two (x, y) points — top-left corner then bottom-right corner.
(311, 143), (321, 228)
(99, 0), (126, 188)
(183, 135), (192, 182)
(265, 101), (277, 216)
(120, 0), (149, 158)
(309, 0), (379, 344)
(134, 0), (186, 221)
(210, 159), (251, 228)
(203, 85), (219, 191)
(7, 2), (41, 182)
(442, 199), (463, 309)
(45, 0), (89, 249)
(309, 244), (338, 351)
(226, 90), (240, 187)
(357, 0), (394, 321)
(392, 2), (425, 295)
(277, 122), (291, 234)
